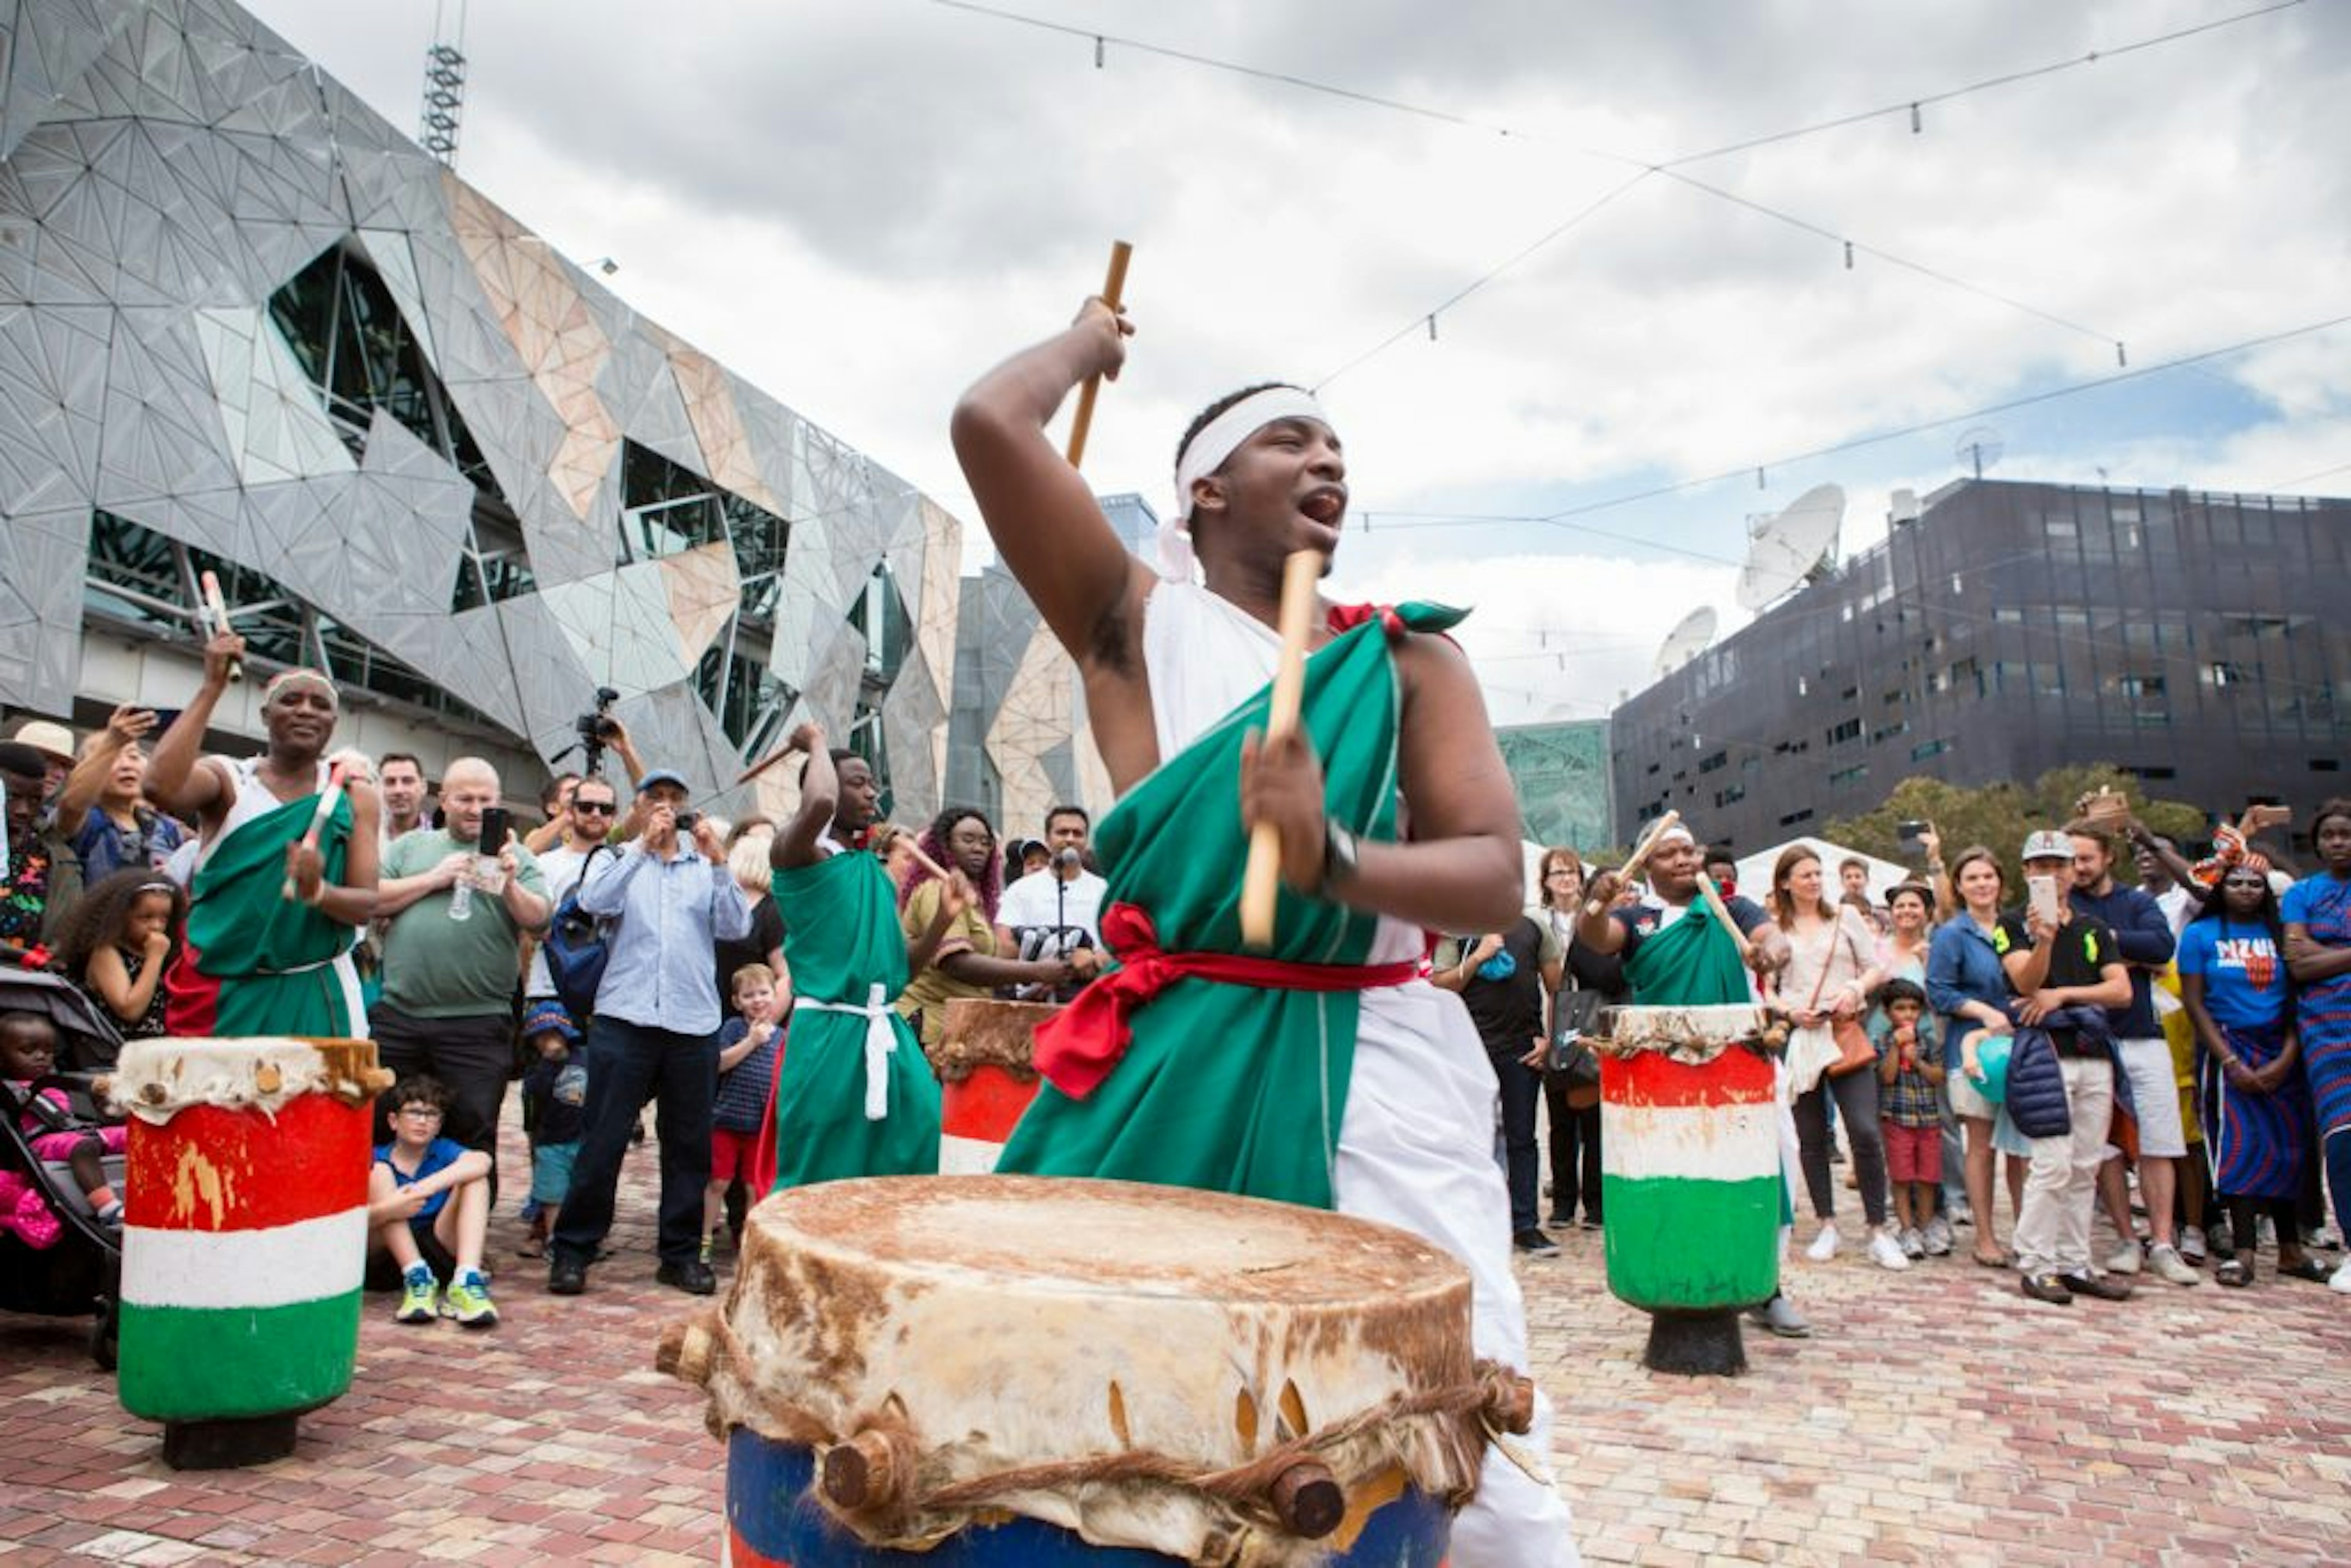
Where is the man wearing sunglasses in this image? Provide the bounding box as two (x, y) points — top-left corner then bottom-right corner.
(523, 774), (624, 1009)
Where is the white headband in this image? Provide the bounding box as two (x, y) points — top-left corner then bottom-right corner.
(1160, 386), (1333, 580)
(263, 668), (339, 711)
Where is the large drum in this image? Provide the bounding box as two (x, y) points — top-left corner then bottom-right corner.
(926, 998), (1056, 1174)
(661, 1175), (1530, 1564)
(1598, 1003), (1780, 1376)
(106, 1037), (388, 1467)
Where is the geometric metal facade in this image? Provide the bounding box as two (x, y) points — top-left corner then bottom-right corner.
(0, 0), (969, 820)
(1494, 719), (1614, 853)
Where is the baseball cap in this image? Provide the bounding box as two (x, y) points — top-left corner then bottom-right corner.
(8, 719), (75, 767)
(521, 1000), (579, 1042)
(2020, 830), (2073, 863)
(635, 768), (690, 795)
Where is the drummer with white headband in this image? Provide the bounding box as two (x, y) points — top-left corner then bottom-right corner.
(953, 299), (1576, 1566)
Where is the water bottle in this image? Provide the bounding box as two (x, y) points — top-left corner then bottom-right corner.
(449, 863), (474, 922)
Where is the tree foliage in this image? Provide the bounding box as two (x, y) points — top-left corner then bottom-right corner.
(1824, 765), (2205, 891)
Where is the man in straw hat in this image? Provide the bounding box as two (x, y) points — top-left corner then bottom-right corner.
(953, 300), (1571, 1562)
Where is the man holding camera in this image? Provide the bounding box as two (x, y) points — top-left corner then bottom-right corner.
(371, 758), (550, 1160)
(549, 768), (753, 1297)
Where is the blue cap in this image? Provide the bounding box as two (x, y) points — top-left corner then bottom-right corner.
(636, 768), (690, 795)
(521, 1000), (579, 1041)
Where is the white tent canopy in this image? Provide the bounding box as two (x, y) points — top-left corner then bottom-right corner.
(1733, 836), (1919, 907)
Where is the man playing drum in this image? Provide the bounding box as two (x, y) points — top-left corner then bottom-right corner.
(952, 302), (1572, 1562)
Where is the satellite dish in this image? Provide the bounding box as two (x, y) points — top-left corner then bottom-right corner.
(1654, 606), (1718, 678)
(1955, 426), (2004, 480)
(1889, 487), (1921, 526)
(1736, 483), (1844, 611)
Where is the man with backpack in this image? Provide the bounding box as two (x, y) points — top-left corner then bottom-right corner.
(525, 773), (623, 1013)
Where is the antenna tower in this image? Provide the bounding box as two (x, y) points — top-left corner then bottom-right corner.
(420, 2), (468, 167)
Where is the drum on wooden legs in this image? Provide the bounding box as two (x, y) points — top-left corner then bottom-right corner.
(105, 1037), (389, 1467)
(927, 999), (1056, 1175)
(661, 1174), (1536, 1564)
(1597, 1004), (1780, 1376)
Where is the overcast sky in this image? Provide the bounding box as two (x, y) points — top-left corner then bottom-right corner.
(249, 0), (2350, 724)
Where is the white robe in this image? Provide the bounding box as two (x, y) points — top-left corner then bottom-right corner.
(1139, 579), (1578, 1568)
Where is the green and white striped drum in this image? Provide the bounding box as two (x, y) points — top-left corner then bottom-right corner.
(1598, 1004), (1780, 1371)
(108, 1037), (389, 1467)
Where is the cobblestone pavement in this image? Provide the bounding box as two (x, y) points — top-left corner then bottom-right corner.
(6, 1107), (2349, 1564)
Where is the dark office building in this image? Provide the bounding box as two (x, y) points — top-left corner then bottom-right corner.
(1610, 478), (2351, 850)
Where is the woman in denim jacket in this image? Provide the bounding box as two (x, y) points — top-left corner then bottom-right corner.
(1927, 846), (2028, 1267)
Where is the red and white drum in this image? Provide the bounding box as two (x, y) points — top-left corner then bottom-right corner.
(661, 1174), (1528, 1564)
(107, 1037), (388, 1466)
(928, 998), (1056, 1174)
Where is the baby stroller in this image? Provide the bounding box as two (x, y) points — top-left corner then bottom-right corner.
(0, 964), (128, 1369)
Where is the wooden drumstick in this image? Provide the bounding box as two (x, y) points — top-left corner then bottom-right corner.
(1063, 239), (1133, 468)
(1239, 550), (1325, 950)
(282, 762), (348, 902)
(876, 824), (951, 883)
(1587, 808), (1682, 916)
(200, 570), (242, 683)
(1695, 872), (1754, 962)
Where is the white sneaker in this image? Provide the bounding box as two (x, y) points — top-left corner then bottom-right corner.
(1869, 1226), (1913, 1271)
(2178, 1225), (2207, 1264)
(2104, 1240), (2144, 1275)
(2330, 1258), (2351, 1295)
(1805, 1222), (1841, 1262)
(2147, 1244), (2200, 1287)
(1922, 1215), (1955, 1256)
(1900, 1226), (1927, 1259)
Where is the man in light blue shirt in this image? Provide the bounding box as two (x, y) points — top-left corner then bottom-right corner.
(549, 768), (754, 1298)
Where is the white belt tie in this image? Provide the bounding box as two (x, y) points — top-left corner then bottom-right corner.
(794, 983), (896, 1120)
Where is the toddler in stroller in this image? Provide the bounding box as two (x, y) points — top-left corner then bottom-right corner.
(0, 966), (128, 1367)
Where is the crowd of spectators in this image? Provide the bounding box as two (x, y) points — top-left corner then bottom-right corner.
(7, 691), (2350, 1327)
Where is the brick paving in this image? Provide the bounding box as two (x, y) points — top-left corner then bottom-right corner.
(6, 1105), (2349, 1564)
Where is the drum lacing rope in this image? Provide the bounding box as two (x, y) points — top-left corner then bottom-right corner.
(817, 1359), (1535, 1540)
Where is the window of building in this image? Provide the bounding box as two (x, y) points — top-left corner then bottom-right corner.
(2314, 759), (2343, 773)
(1993, 607), (2025, 625)
(1828, 763), (1869, 787)
(1871, 719), (1911, 744)
(2126, 765), (2177, 781)
(1779, 808), (1815, 827)
(1715, 784), (1746, 807)
(1698, 749), (1728, 774)
(85, 508), (506, 732)
(2044, 517), (2078, 539)
(1911, 738), (1950, 762)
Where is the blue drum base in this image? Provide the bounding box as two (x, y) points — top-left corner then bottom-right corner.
(724, 1426), (1452, 1565)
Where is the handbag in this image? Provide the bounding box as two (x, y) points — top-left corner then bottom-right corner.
(541, 843), (617, 1021)
(1546, 986), (1607, 1084)
(1783, 916), (1877, 1084)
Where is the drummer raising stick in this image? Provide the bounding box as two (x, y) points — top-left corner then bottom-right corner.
(950, 266), (1575, 1564)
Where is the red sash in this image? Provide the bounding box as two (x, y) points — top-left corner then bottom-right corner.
(1033, 902), (1420, 1099)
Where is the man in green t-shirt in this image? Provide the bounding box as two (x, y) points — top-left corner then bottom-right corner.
(370, 758), (551, 1164)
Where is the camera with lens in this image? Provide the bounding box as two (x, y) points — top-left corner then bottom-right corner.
(674, 811), (700, 833)
(564, 686), (623, 775)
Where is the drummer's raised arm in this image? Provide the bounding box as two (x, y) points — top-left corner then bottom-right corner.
(1576, 871), (1630, 955)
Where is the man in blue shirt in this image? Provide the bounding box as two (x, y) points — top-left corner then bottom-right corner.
(547, 768), (754, 1298)
(2066, 827), (2195, 1287)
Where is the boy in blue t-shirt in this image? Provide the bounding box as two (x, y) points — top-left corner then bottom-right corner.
(368, 1074), (498, 1327)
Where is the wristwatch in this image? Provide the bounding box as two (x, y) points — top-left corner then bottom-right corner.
(1321, 820), (1361, 890)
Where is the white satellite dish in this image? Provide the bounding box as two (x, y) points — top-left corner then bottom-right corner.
(1653, 606), (1718, 678)
(1889, 487), (1921, 526)
(1736, 483), (1844, 611)
(1956, 427), (2004, 480)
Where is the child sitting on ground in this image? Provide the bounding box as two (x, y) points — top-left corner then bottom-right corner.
(707, 961), (787, 1262)
(1872, 978), (1947, 1259)
(367, 1075), (498, 1328)
(516, 1001), (588, 1258)
(1, 1010), (125, 1225)
(54, 869), (183, 1049)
